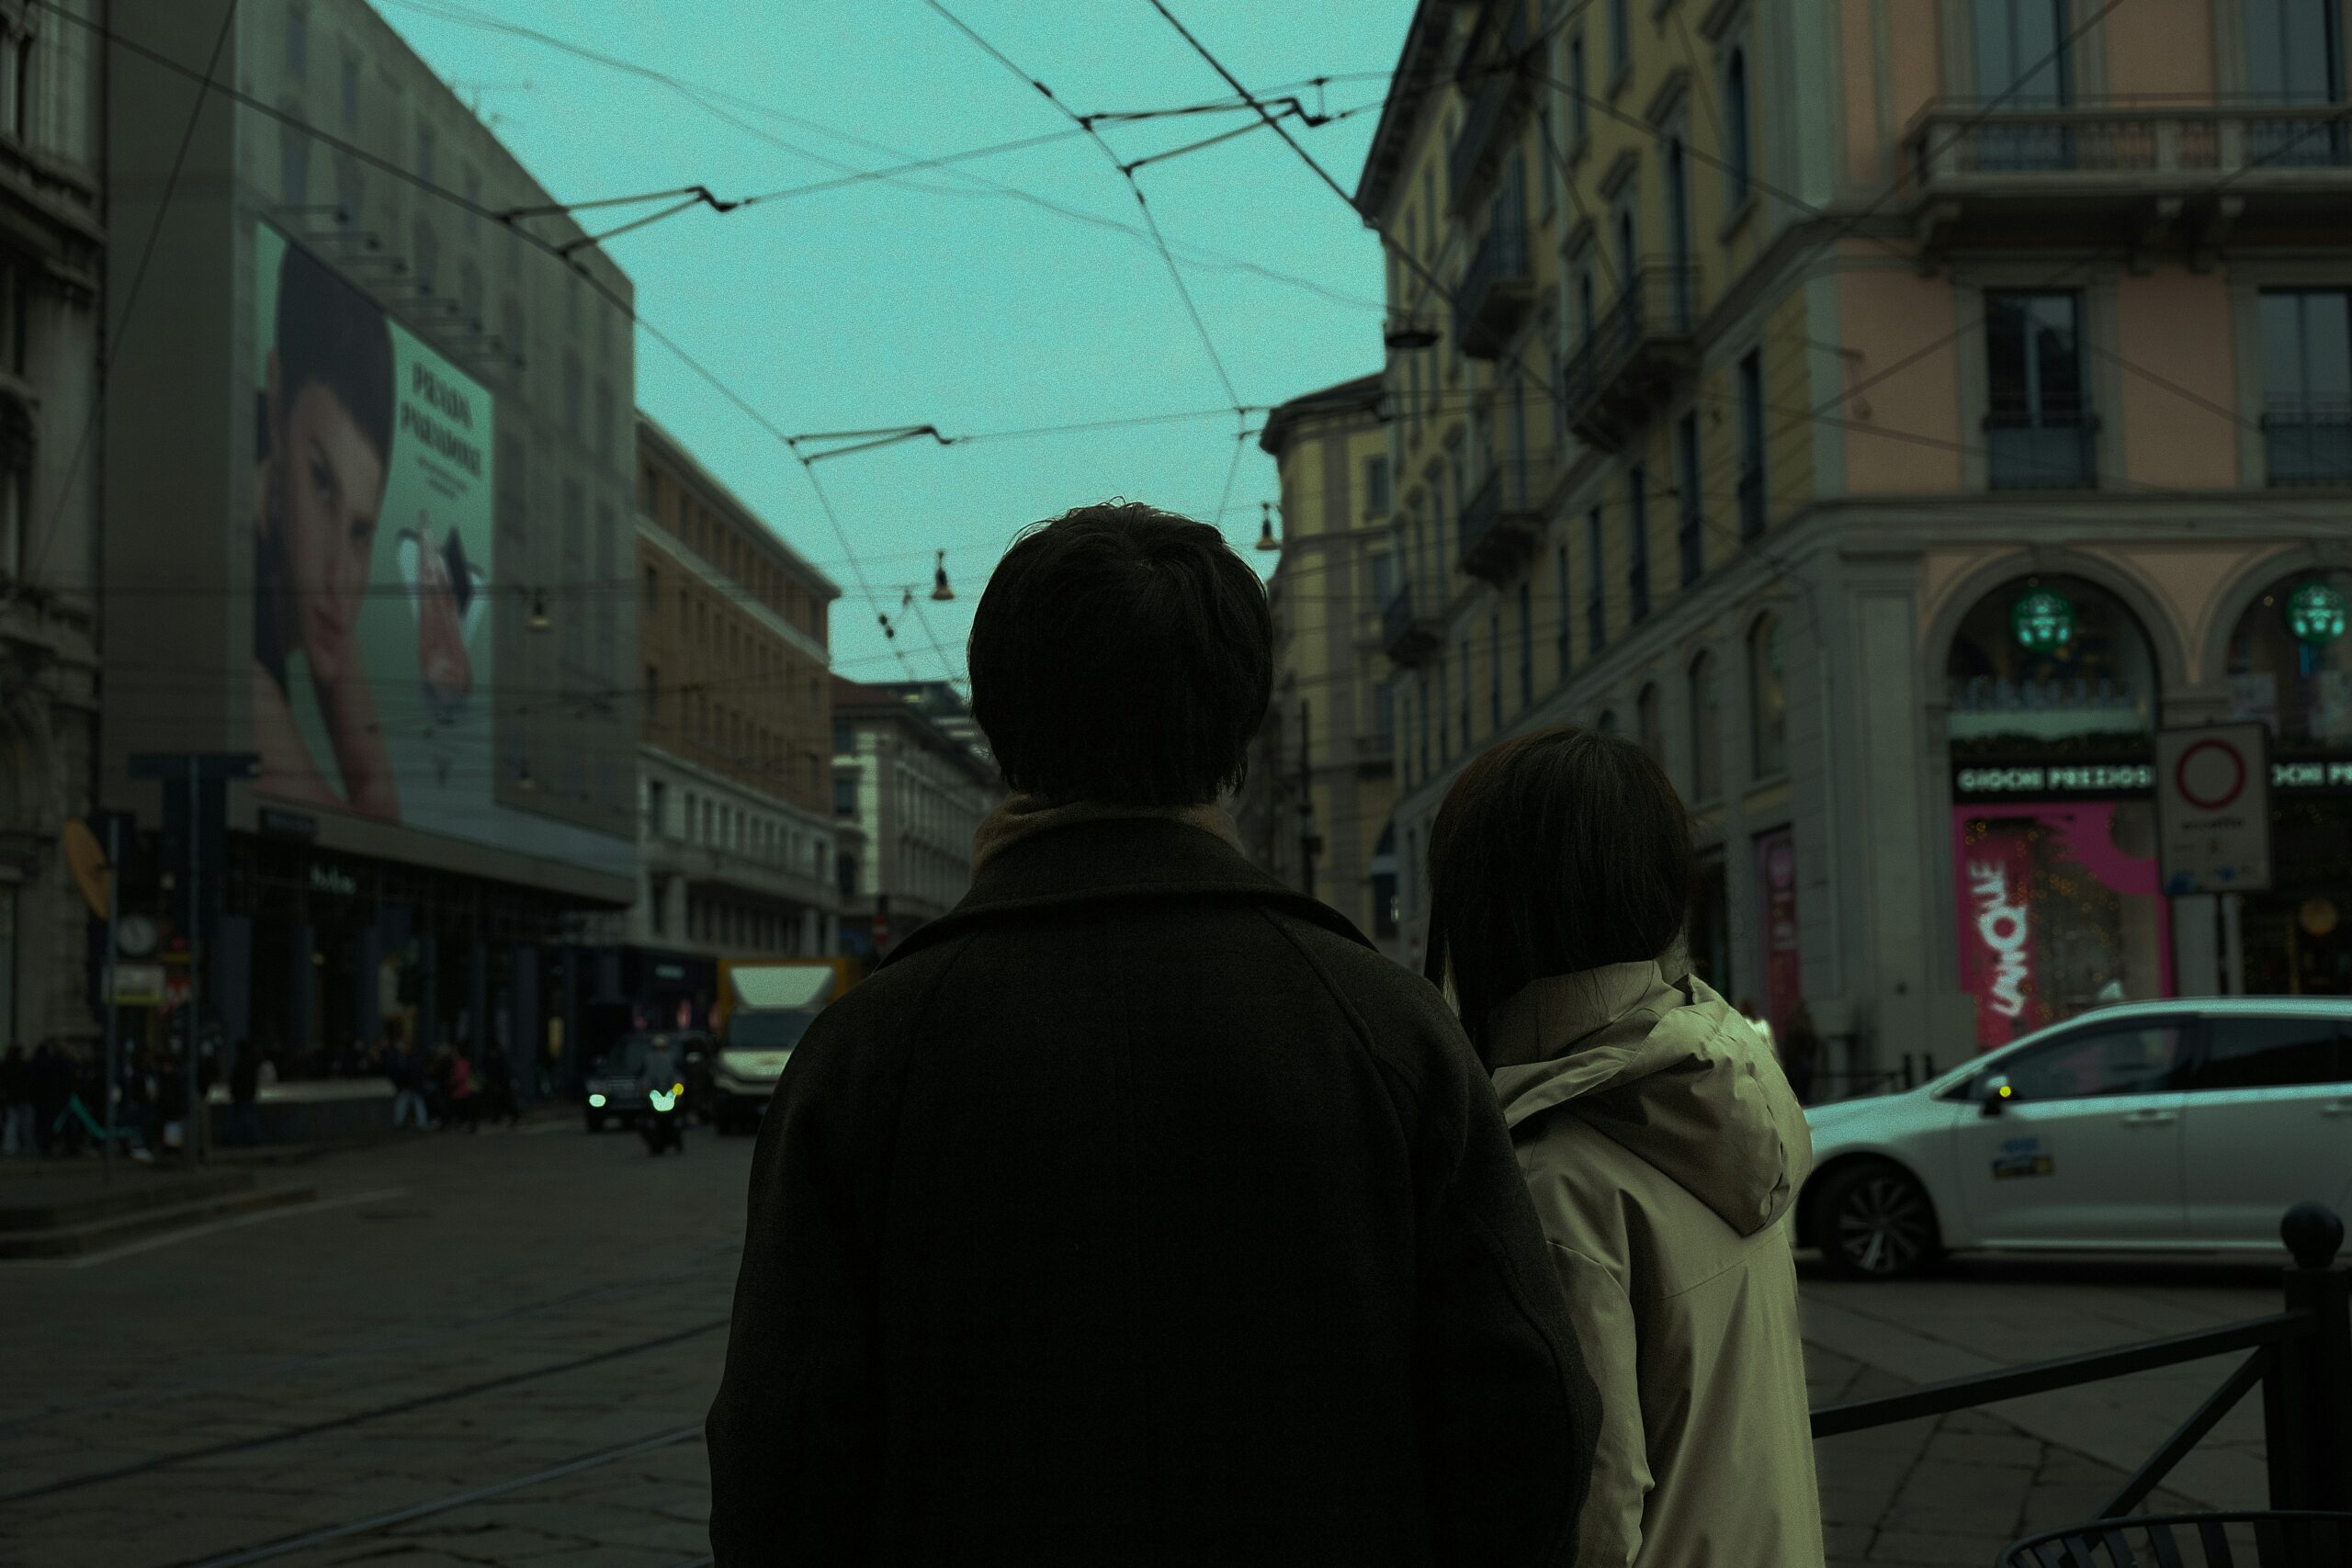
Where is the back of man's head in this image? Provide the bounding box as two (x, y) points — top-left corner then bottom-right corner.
(970, 502), (1272, 807)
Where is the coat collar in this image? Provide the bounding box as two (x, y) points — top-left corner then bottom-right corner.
(878, 814), (1374, 969)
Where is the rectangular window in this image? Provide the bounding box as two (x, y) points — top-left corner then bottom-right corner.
(2259, 289), (2352, 484)
(1676, 414), (1704, 587)
(280, 128), (309, 209)
(286, 7), (307, 77)
(643, 564), (659, 615)
(1585, 508), (1606, 656)
(416, 122), (435, 188)
(1488, 614), (1503, 729)
(646, 778), (666, 836)
(1985, 291), (2093, 488)
(1737, 350), (1767, 539)
(1627, 465), (1651, 622)
(645, 664), (659, 720)
(834, 776), (857, 816)
(1363, 455), (1392, 516)
(340, 56), (359, 130)
(1375, 682), (1396, 748)
(1459, 639), (1474, 751)
(1972, 0), (2074, 167)
(1372, 549), (1397, 610)
(1437, 650), (1452, 765)
(1724, 46), (1753, 209)
(1555, 543), (1571, 682)
(1609, 0), (1630, 79)
(1569, 32), (1589, 140)
(1516, 581), (1533, 710)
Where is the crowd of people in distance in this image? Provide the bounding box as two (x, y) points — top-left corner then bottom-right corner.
(0, 1026), (524, 1160)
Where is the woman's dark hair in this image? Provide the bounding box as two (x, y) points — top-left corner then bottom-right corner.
(1423, 726), (1694, 1053)
(968, 502), (1272, 807)
(274, 239), (396, 466)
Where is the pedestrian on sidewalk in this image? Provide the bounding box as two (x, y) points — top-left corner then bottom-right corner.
(482, 1046), (520, 1128)
(225, 1038), (263, 1147)
(1422, 726), (1824, 1568)
(446, 1047), (479, 1134)
(28, 1041), (70, 1157)
(1782, 1003), (1823, 1108)
(387, 1040), (428, 1131)
(707, 503), (1600, 1567)
(0, 1043), (31, 1157)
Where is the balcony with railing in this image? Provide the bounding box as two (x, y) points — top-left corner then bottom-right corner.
(1985, 406), (2098, 490)
(1453, 220), (1533, 359)
(1559, 264), (1698, 446)
(1905, 99), (2352, 254)
(1456, 453), (1553, 585)
(1381, 583), (1443, 667)
(1445, 5), (1532, 209)
(2264, 400), (2352, 485)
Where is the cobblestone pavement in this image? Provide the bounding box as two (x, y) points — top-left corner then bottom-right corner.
(0, 1124), (2289, 1566)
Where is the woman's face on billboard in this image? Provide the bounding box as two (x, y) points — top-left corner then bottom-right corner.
(278, 379), (386, 689)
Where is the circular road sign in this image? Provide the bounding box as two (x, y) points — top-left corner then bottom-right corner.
(2175, 737), (2248, 812)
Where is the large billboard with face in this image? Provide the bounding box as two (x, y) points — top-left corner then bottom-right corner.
(250, 223), (627, 878)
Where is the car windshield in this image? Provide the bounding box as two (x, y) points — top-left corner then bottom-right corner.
(594, 1034), (681, 1077)
(725, 1010), (818, 1053)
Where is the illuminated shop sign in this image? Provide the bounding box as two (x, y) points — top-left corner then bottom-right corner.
(1955, 756), (2352, 798)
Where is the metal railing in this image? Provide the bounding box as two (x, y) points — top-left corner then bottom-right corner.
(1453, 221), (1532, 355)
(1811, 1204), (2352, 1551)
(1559, 265), (1698, 436)
(1987, 409), (2098, 490)
(1446, 6), (1531, 203)
(1381, 583), (1439, 664)
(2264, 402), (2352, 486)
(1908, 101), (2352, 186)
(1456, 454), (1551, 573)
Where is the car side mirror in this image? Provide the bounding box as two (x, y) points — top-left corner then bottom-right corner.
(1981, 1076), (2015, 1118)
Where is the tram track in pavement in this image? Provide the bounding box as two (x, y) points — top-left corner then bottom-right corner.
(149, 1419), (712, 1568)
(0, 1314), (730, 1505)
(0, 1239), (742, 1438)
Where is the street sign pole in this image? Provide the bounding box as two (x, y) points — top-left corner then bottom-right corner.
(129, 751), (255, 1168)
(187, 759), (205, 1165)
(103, 816), (119, 1187)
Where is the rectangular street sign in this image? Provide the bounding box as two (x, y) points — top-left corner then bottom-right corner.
(2154, 723), (2273, 895)
(109, 963), (167, 1007)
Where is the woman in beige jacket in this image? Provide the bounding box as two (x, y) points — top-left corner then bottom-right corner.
(1424, 727), (1825, 1567)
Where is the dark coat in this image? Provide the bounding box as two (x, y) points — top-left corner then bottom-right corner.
(707, 817), (1600, 1567)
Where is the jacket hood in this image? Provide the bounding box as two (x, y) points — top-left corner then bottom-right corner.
(1486, 963), (1812, 1236)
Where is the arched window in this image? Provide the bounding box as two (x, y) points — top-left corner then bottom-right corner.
(2225, 569), (2352, 750)
(1636, 682), (1663, 763)
(1724, 48), (1752, 208)
(1597, 708), (1619, 736)
(1689, 652), (1721, 802)
(1943, 574), (2156, 753)
(1749, 614), (1787, 778)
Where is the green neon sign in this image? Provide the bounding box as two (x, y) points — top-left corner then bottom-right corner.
(2010, 588), (2075, 651)
(2285, 580), (2346, 646)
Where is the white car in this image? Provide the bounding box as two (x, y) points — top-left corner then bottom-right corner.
(1800, 998), (2352, 1279)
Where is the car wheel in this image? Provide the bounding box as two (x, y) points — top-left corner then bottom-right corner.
(1815, 1163), (1942, 1280)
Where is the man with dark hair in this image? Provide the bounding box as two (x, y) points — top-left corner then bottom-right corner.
(709, 503), (1599, 1565)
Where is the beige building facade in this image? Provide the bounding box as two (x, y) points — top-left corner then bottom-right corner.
(1363, 0), (2352, 1082)
(1238, 375), (1401, 943)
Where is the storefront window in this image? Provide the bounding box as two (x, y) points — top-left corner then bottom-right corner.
(1952, 802), (2171, 1049)
(1947, 576), (2169, 1044)
(1945, 574), (2155, 754)
(2225, 568), (2352, 994)
(1749, 615), (1786, 778)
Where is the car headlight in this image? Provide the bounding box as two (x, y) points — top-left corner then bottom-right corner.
(588, 1094), (605, 1108)
(649, 1089), (675, 1112)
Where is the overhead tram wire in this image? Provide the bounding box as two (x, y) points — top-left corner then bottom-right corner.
(377, 0), (1387, 313)
(922, 0), (1244, 415)
(24, 0), (921, 671)
(24, 0), (241, 583)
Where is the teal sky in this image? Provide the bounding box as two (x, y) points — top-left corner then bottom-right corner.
(379, 0), (1410, 688)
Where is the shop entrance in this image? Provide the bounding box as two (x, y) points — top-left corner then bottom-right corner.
(1945, 574), (2172, 1050)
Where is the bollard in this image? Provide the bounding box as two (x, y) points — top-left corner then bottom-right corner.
(2266, 1203), (2351, 1521)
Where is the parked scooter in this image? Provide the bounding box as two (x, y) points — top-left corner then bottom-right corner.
(640, 1078), (686, 1155)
